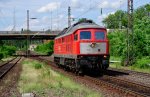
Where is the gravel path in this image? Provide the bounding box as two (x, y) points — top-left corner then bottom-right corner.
(0, 57), (23, 97)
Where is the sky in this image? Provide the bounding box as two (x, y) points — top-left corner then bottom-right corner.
(0, 0), (149, 31)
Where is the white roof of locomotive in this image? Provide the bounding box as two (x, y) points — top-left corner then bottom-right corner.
(55, 22), (105, 39)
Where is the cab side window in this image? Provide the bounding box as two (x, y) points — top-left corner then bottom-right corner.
(80, 31), (91, 40)
(74, 34), (78, 41)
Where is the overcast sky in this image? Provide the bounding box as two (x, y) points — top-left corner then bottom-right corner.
(0, 0), (149, 31)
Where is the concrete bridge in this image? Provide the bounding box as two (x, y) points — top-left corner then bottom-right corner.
(0, 31), (60, 40)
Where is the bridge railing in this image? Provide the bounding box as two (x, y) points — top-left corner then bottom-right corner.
(0, 31), (61, 35)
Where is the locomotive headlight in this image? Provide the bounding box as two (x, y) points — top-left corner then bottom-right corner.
(90, 43), (96, 48)
(80, 56), (83, 58)
(78, 56), (83, 58)
(104, 55), (107, 58)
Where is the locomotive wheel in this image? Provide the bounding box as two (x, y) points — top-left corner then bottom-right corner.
(75, 68), (84, 76)
(78, 70), (84, 76)
(63, 66), (67, 71)
(66, 66), (70, 71)
(74, 64), (77, 74)
(75, 69), (79, 75)
(56, 64), (60, 68)
(72, 68), (76, 73)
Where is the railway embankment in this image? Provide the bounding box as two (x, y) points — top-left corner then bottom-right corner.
(18, 58), (102, 97)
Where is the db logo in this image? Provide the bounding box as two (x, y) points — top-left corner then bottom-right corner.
(90, 43), (96, 48)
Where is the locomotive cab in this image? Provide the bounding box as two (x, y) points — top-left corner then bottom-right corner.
(74, 29), (110, 70)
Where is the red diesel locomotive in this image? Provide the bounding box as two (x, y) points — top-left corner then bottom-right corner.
(54, 20), (109, 74)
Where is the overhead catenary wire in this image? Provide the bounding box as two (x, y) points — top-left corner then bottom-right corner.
(57, 0), (127, 29)
(74, 0), (127, 20)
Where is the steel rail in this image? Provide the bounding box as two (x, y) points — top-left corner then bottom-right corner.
(0, 57), (21, 79)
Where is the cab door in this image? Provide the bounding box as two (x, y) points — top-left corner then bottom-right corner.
(73, 31), (79, 54)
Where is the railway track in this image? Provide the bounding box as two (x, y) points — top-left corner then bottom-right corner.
(83, 75), (149, 97)
(107, 68), (150, 87)
(32, 56), (150, 97)
(0, 57), (21, 79)
(0, 57), (17, 66)
(108, 67), (150, 77)
(100, 75), (150, 96)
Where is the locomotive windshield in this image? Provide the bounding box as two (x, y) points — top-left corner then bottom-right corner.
(80, 31), (91, 40)
(95, 32), (105, 40)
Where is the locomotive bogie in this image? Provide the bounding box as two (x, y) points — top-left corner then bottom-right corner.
(54, 54), (109, 73)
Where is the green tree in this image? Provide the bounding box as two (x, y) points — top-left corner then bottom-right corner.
(145, 4), (150, 16)
(103, 10), (127, 29)
(133, 16), (150, 57)
(106, 4), (150, 66)
(35, 41), (54, 55)
(2, 46), (16, 57)
(134, 4), (150, 20)
(78, 18), (94, 23)
(108, 31), (126, 57)
(0, 40), (4, 47)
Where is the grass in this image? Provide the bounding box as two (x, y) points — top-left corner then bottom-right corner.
(110, 56), (121, 61)
(0, 56), (14, 64)
(35, 51), (47, 55)
(110, 63), (150, 73)
(18, 59), (102, 97)
(110, 56), (150, 73)
(1, 56), (14, 61)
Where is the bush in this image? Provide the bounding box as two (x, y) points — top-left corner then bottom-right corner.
(0, 52), (4, 60)
(133, 57), (150, 69)
(47, 49), (53, 55)
(108, 31), (126, 57)
(35, 41), (54, 55)
(34, 63), (42, 69)
(1, 46), (16, 57)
